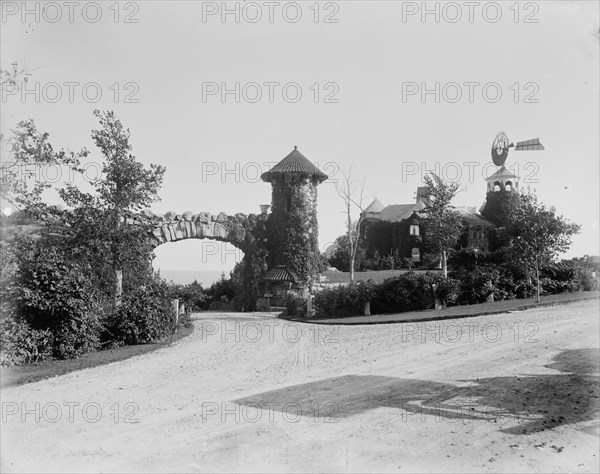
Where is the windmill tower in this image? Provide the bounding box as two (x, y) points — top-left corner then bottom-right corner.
(481, 131), (544, 231)
(485, 131), (544, 193)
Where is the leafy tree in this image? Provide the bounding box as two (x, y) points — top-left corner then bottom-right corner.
(562, 255), (600, 275)
(205, 272), (236, 307)
(480, 189), (522, 251)
(327, 234), (352, 272)
(563, 255), (600, 291)
(504, 192), (580, 302)
(0, 120), (87, 214)
(0, 112), (175, 362)
(1, 61), (32, 88)
(60, 110), (165, 308)
(480, 189), (521, 227)
(421, 173), (463, 278)
(166, 280), (206, 312)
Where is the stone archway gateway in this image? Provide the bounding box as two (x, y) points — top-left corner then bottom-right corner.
(129, 210), (264, 255)
(131, 146), (328, 310)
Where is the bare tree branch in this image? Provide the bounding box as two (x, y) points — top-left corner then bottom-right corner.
(335, 163), (368, 283)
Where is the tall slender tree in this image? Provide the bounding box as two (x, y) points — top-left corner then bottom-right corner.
(60, 110), (165, 308)
(421, 173), (463, 278)
(335, 164), (367, 283)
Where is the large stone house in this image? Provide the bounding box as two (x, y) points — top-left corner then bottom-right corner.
(360, 186), (494, 264)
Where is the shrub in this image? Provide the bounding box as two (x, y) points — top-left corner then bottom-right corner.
(451, 266), (500, 304)
(358, 257), (377, 271)
(573, 267), (600, 291)
(539, 277), (577, 295)
(165, 280), (206, 312)
(104, 282), (175, 345)
(434, 277), (461, 307)
(204, 273), (236, 309)
(314, 273), (452, 317)
(177, 311), (193, 328)
(420, 253), (441, 270)
(448, 248), (481, 271)
(515, 281), (536, 299)
(381, 255), (395, 270)
(539, 262), (579, 294)
(284, 292), (307, 317)
(10, 241), (102, 359)
(0, 319), (54, 366)
(313, 281), (373, 318)
(371, 272), (437, 314)
(541, 262), (576, 283)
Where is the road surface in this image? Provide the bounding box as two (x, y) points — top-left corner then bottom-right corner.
(1, 299), (599, 473)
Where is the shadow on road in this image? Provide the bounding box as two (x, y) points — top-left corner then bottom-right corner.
(234, 348), (599, 436)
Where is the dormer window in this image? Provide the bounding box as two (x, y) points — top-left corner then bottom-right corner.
(410, 224), (420, 236)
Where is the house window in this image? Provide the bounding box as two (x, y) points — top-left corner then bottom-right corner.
(410, 224), (420, 236)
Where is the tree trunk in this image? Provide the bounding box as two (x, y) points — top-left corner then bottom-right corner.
(535, 259), (540, 303)
(347, 201), (354, 283)
(113, 208), (123, 309)
(441, 249), (448, 279)
(114, 266), (123, 308)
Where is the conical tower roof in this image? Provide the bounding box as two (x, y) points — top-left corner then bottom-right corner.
(261, 146), (328, 183)
(364, 198), (385, 213)
(485, 166), (519, 182)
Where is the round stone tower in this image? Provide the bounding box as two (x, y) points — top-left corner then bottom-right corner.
(260, 146), (328, 284)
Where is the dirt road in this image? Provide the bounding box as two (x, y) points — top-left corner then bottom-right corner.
(1, 299), (599, 473)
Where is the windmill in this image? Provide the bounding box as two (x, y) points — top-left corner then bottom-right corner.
(491, 131), (544, 167)
(486, 132), (544, 193)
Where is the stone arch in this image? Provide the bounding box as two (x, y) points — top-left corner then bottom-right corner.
(126, 210), (264, 254)
(125, 209), (269, 310)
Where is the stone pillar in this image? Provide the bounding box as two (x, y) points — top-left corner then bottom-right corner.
(171, 299), (179, 325)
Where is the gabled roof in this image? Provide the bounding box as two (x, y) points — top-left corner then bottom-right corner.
(372, 200), (426, 222)
(485, 166), (519, 182)
(367, 200), (493, 227)
(260, 265), (298, 282)
(261, 146), (328, 183)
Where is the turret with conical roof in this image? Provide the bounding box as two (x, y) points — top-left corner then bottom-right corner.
(364, 198), (385, 214)
(261, 146), (328, 183)
(262, 146), (327, 284)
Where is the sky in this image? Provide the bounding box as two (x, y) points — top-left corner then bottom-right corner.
(1, 0), (599, 280)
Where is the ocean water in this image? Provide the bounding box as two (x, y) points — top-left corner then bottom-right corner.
(158, 269), (228, 286)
